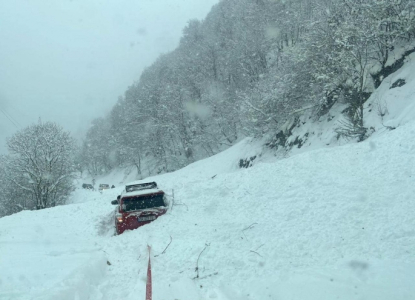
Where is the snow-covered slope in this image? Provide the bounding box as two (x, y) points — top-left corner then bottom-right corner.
(1, 116), (415, 299)
(1, 52), (415, 300)
(272, 51), (415, 159)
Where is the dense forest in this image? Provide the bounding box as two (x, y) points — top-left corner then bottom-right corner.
(78, 0), (415, 177)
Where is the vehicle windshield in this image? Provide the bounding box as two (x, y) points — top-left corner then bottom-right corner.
(122, 194), (165, 212)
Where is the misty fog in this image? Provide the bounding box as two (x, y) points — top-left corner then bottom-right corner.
(0, 0), (219, 153)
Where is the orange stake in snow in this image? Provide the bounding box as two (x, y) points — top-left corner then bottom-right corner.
(146, 245), (152, 300)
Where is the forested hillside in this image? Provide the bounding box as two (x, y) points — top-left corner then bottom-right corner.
(80, 0), (415, 177)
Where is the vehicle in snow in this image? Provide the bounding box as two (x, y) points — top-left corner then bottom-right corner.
(98, 184), (110, 191)
(111, 181), (168, 235)
(82, 183), (93, 190)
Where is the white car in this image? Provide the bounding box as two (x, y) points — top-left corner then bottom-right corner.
(98, 184), (110, 191)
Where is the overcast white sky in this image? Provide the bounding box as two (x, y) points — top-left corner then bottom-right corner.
(0, 0), (219, 154)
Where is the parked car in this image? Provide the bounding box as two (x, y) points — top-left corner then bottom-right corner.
(99, 184), (110, 191)
(82, 183), (93, 190)
(111, 181), (168, 235)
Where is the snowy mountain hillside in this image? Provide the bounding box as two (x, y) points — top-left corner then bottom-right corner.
(73, 137), (265, 192)
(265, 51), (415, 160)
(1, 103), (415, 299)
(84, 51), (415, 187)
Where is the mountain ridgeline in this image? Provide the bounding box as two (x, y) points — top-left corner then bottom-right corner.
(79, 0), (415, 177)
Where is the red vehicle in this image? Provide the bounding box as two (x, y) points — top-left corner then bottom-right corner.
(111, 181), (168, 235)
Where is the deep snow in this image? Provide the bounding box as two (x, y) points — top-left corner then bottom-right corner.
(1, 56), (415, 300)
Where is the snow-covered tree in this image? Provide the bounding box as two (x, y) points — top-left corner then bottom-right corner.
(80, 117), (114, 176)
(4, 121), (76, 210)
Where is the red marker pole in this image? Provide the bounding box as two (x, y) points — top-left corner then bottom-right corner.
(146, 245), (152, 300)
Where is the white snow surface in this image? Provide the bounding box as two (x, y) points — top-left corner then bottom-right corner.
(1, 56), (415, 300)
